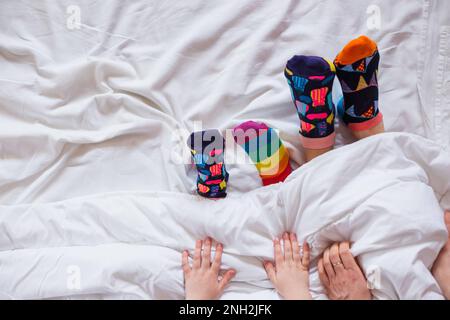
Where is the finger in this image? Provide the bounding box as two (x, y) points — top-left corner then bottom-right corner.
(318, 258), (330, 288)
(302, 241), (310, 268)
(182, 250), (191, 275)
(193, 239), (202, 269)
(212, 243), (223, 272)
(201, 237), (212, 269)
(283, 232), (293, 261)
(263, 261), (277, 284)
(218, 269), (236, 291)
(323, 248), (336, 278)
(329, 243), (345, 274)
(338, 242), (360, 270)
(290, 233), (301, 265)
(274, 237), (283, 265)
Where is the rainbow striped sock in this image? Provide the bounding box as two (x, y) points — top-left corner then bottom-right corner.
(232, 121), (292, 186)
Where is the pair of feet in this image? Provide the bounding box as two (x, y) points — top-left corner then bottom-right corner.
(183, 211), (450, 300)
(286, 35), (383, 151)
(186, 122), (294, 199)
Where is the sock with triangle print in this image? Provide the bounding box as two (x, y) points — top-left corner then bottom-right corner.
(334, 35), (383, 131)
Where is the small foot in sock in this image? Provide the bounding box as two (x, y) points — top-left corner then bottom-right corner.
(232, 121), (292, 186)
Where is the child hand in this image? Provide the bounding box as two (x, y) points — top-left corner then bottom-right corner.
(182, 237), (236, 300)
(264, 232), (312, 300)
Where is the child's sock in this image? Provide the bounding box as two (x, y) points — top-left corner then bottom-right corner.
(232, 121), (292, 186)
(284, 55), (336, 149)
(334, 35), (383, 131)
(187, 129), (229, 198)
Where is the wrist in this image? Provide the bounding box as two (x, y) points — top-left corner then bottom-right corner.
(350, 289), (372, 300)
(443, 287), (450, 300)
(186, 292), (216, 300)
(284, 291), (312, 300)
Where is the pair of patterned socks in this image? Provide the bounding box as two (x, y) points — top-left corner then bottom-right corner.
(187, 122), (293, 198)
(285, 35), (383, 149)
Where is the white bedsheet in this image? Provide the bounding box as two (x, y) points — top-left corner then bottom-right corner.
(0, 0), (449, 299)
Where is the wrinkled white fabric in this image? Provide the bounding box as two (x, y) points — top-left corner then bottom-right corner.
(0, 0), (442, 203)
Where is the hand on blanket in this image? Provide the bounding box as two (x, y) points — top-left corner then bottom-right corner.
(318, 242), (371, 300)
(182, 237), (236, 300)
(264, 232), (312, 300)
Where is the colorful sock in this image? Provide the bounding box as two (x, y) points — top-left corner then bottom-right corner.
(232, 121), (292, 186)
(284, 56), (336, 149)
(334, 35), (383, 131)
(187, 129), (229, 198)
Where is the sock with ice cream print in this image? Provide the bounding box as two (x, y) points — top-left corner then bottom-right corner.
(285, 55), (336, 149)
(187, 129), (229, 198)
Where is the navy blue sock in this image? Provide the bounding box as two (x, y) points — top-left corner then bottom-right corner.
(285, 56), (336, 149)
(334, 35), (383, 131)
(187, 129), (228, 198)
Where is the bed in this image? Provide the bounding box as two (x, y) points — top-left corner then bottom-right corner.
(0, 0), (449, 299)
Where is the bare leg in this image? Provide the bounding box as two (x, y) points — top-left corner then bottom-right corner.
(304, 146), (334, 162)
(432, 211), (450, 299)
(303, 120), (384, 162)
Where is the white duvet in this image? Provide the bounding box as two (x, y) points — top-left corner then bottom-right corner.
(0, 133), (449, 300)
(1, 0), (450, 300)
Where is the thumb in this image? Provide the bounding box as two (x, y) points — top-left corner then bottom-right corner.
(218, 269), (236, 291)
